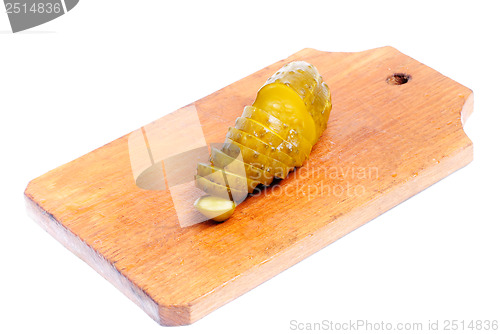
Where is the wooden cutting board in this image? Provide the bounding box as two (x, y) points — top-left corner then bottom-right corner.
(25, 47), (474, 326)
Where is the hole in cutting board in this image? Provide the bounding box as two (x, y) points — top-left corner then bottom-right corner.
(386, 73), (411, 85)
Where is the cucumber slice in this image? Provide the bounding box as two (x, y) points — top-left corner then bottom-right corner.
(194, 195), (236, 222)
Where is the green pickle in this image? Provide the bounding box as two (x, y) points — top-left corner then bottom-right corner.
(195, 61), (332, 221)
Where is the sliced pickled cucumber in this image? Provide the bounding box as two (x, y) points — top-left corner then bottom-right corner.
(194, 195), (236, 222)
(235, 116), (310, 166)
(210, 147), (274, 186)
(195, 60), (332, 222)
(222, 139), (292, 179)
(253, 82), (317, 144)
(226, 127), (296, 168)
(264, 61), (332, 140)
(197, 162), (259, 192)
(195, 175), (247, 204)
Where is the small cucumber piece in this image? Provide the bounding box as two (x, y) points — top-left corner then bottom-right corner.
(194, 195), (236, 222)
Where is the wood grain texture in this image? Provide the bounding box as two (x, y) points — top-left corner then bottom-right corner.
(25, 47), (473, 326)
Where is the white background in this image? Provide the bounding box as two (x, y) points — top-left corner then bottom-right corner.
(1, 0), (499, 333)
